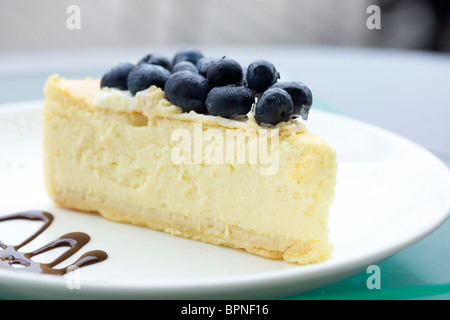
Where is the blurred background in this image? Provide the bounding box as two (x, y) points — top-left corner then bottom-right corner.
(0, 0), (449, 52)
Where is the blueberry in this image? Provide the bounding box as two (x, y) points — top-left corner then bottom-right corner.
(246, 60), (280, 94)
(207, 57), (243, 87)
(164, 70), (210, 114)
(127, 63), (171, 95)
(253, 88), (293, 126)
(138, 53), (173, 71)
(196, 57), (218, 77)
(270, 81), (312, 120)
(206, 85), (255, 118)
(172, 48), (204, 66)
(100, 62), (135, 90)
(172, 61), (199, 74)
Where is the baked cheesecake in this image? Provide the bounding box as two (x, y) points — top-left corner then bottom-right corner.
(43, 50), (337, 264)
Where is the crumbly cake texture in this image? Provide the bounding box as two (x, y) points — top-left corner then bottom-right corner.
(43, 75), (337, 264)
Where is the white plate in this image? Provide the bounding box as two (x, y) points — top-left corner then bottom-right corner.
(0, 101), (449, 300)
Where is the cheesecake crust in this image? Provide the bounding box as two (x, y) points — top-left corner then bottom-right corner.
(52, 189), (333, 264)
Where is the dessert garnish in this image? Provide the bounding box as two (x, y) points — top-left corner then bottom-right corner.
(253, 88), (294, 126)
(138, 53), (173, 71)
(172, 48), (204, 66)
(206, 56), (244, 87)
(101, 49), (312, 126)
(127, 63), (171, 96)
(196, 57), (217, 77)
(0, 211), (107, 275)
(172, 61), (199, 74)
(270, 81), (313, 120)
(100, 48), (313, 125)
(100, 62), (134, 91)
(206, 85), (254, 118)
(165, 70), (210, 114)
(246, 59), (280, 95)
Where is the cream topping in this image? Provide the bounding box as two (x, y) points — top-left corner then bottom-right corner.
(93, 86), (305, 133)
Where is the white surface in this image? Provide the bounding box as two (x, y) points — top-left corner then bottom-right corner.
(0, 101), (449, 299)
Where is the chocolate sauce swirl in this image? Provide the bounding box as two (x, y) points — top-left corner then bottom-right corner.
(0, 211), (107, 275)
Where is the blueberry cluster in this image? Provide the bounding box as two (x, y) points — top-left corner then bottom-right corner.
(100, 49), (313, 126)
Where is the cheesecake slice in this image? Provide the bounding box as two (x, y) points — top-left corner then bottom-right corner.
(43, 72), (337, 264)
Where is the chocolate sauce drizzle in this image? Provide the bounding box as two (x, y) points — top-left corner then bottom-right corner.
(0, 211), (107, 275)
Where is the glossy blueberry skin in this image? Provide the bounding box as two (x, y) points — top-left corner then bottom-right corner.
(196, 57), (218, 77)
(270, 81), (312, 120)
(172, 61), (199, 74)
(127, 63), (171, 96)
(100, 62), (135, 90)
(172, 48), (204, 66)
(253, 88), (293, 126)
(206, 85), (255, 118)
(207, 57), (243, 88)
(246, 60), (280, 94)
(138, 53), (173, 71)
(164, 70), (210, 114)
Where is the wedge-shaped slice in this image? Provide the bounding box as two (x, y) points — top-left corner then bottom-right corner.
(43, 75), (337, 264)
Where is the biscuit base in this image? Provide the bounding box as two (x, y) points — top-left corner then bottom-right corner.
(51, 190), (333, 264)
